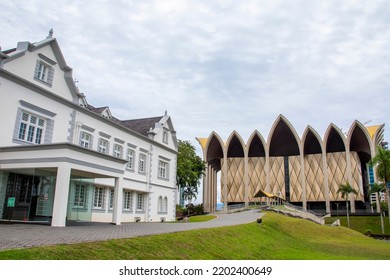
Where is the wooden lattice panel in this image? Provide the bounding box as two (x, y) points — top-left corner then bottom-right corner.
(350, 151), (364, 201)
(269, 157), (285, 199)
(327, 152), (348, 201)
(304, 154), (325, 201)
(289, 156), (302, 202)
(220, 159), (226, 202)
(248, 157), (266, 202)
(221, 158), (245, 202)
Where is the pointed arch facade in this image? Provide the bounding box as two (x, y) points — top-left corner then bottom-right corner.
(197, 132), (224, 212)
(324, 124), (349, 203)
(348, 121), (373, 205)
(223, 132), (246, 203)
(302, 127), (326, 205)
(198, 117), (384, 214)
(247, 131), (267, 204)
(267, 116), (302, 202)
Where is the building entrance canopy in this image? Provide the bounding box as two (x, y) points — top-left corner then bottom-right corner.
(253, 189), (277, 199)
(0, 143), (127, 226)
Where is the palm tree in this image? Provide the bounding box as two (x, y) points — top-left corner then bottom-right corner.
(337, 183), (358, 228)
(368, 183), (385, 234)
(369, 147), (390, 223)
(182, 185), (198, 215)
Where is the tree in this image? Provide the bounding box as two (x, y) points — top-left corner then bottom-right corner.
(182, 185), (198, 205)
(368, 183), (386, 234)
(369, 146), (390, 223)
(176, 140), (205, 207)
(337, 183), (358, 228)
(182, 185), (198, 216)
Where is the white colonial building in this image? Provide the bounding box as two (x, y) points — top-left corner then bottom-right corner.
(0, 31), (178, 227)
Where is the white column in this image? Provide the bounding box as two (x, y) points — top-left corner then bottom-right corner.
(51, 164), (71, 227)
(213, 168), (217, 212)
(244, 153), (249, 207)
(300, 153), (307, 210)
(203, 165), (210, 212)
(112, 176), (123, 225)
(323, 152), (331, 213)
(345, 148), (355, 213)
(223, 156), (228, 212)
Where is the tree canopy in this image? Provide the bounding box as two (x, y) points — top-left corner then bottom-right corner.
(337, 182), (358, 228)
(176, 140), (205, 206)
(369, 146), (390, 222)
(337, 183), (358, 200)
(370, 146), (390, 185)
(368, 182), (386, 234)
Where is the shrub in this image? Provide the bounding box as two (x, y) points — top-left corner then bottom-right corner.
(185, 203), (205, 216)
(176, 204), (185, 218)
(365, 229), (373, 235)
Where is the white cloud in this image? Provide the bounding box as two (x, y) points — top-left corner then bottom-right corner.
(1, 0), (389, 147)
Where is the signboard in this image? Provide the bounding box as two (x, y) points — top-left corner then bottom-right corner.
(7, 197), (15, 207)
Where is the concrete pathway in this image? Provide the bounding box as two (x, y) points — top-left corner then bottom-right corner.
(0, 210), (263, 251)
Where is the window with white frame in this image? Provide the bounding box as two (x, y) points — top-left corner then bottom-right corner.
(162, 130), (169, 144)
(80, 131), (92, 148)
(34, 60), (54, 86)
(74, 184), (86, 208)
(123, 191), (133, 211)
(126, 148), (135, 170)
(113, 143), (123, 158)
(109, 189), (114, 210)
(158, 160), (169, 180)
(158, 196), (168, 213)
(136, 193), (145, 211)
(98, 138), (109, 154)
(138, 153), (147, 173)
(93, 186), (105, 209)
(17, 112), (45, 144)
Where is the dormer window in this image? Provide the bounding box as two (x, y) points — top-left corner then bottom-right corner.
(37, 62), (48, 80)
(100, 107), (112, 119)
(34, 59), (54, 86)
(163, 130), (169, 144)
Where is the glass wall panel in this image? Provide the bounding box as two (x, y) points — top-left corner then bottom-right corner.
(67, 176), (94, 222)
(0, 169), (56, 222)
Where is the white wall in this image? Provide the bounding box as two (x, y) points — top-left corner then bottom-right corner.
(1, 39), (178, 224)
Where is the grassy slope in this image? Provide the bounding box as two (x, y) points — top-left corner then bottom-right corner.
(0, 211), (389, 260)
(325, 216), (390, 235)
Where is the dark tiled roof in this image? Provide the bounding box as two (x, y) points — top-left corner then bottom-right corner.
(86, 104), (162, 136)
(87, 105), (107, 114)
(121, 116), (163, 136)
(2, 48), (16, 54)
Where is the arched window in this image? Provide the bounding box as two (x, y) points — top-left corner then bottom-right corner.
(158, 196), (163, 212)
(163, 197), (168, 213)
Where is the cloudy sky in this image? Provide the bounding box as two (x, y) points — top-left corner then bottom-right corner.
(2, 0), (390, 152)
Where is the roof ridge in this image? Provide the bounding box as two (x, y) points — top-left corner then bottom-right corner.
(122, 116), (163, 122)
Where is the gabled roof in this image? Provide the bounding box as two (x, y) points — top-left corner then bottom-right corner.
(121, 116), (163, 136)
(1, 30), (79, 103)
(87, 103), (164, 137)
(2, 31), (177, 151)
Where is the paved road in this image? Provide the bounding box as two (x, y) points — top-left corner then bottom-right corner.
(0, 210), (263, 251)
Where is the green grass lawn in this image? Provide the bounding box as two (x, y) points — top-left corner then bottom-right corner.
(188, 215), (216, 222)
(0, 211), (389, 260)
(325, 215), (390, 234)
